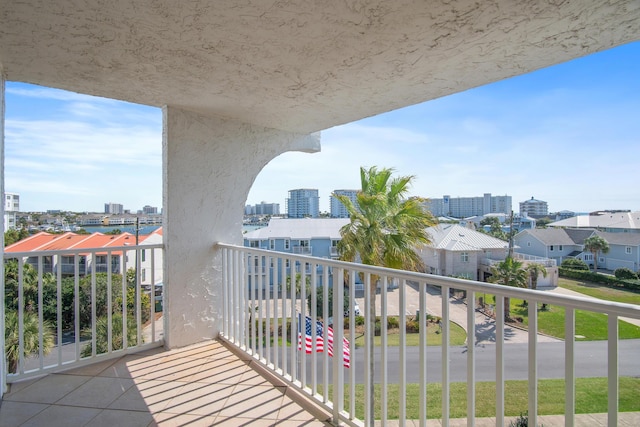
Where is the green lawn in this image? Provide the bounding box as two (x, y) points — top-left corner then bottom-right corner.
(323, 377), (640, 419)
(559, 278), (640, 305)
(509, 298), (640, 340)
(354, 321), (467, 347)
(498, 278), (640, 340)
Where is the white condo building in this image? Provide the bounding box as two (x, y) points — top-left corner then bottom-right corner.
(520, 197), (549, 216)
(330, 189), (358, 218)
(286, 189), (319, 218)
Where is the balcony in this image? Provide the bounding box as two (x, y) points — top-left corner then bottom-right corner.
(3, 243), (639, 426)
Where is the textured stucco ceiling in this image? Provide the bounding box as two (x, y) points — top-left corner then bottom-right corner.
(1, 0), (639, 134)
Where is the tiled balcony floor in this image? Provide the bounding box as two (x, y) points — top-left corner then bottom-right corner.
(0, 340), (333, 427)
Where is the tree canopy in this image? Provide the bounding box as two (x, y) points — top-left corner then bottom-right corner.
(583, 235), (610, 272)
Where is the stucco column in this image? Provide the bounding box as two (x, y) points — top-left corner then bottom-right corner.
(162, 106), (319, 348)
(1, 67), (7, 396)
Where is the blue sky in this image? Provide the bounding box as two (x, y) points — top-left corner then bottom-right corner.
(5, 41), (639, 214)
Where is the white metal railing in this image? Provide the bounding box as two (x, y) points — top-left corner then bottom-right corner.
(218, 243), (640, 427)
(482, 252), (556, 268)
(3, 244), (164, 382)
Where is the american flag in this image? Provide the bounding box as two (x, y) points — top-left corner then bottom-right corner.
(297, 314), (351, 368)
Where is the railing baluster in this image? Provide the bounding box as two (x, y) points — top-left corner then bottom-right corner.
(528, 299), (538, 427)
(265, 255), (272, 366)
(322, 261), (330, 403)
(419, 280), (427, 427)
(300, 261), (307, 389)
(348, 268), (357, 420)
(381, 276), (388, 425)
(37, 258), (44, 370)
(107, 253), (113, 355)
(364, 272), (372, 427)
(332, 267), (344, 425)
(565, 307), (575, 427)
(59, 255), (67, 366)
(17, 258), (24, 374)
(136, 248), (142, 349)
(399, 279), (407, 427)
(496, 295), (505, 427)
(441, 284), (450, 427)
(467, 290), (475, 427)
(310, 265), (319, 394)
(607, 314), (619, 427)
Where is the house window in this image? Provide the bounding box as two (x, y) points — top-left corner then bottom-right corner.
(584, 254), (593, 261)
(559, 245), (563, 251)
(269, 239), (275, 250)
(461, 252), (469, 262)
(299, 240), (310, 248)
(284, 239), (290, 250)
(626, 246), (632, 254)
(141, 269), (146, 282)
(285, 259), (290, 268)
(141, 249), (146, 262)
(250, 240), (259, 248)
(527, 242), (531, 247)
(549, 245), (554, 251)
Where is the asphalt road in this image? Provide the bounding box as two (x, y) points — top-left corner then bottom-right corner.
(300, 339), (640, 383)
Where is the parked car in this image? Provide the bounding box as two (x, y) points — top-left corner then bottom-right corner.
(345, 301), (361, 317)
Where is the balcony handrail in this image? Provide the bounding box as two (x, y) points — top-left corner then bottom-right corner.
(216, 242), (640, 427)
(4, 243), (165, 382)
(222, 244), (638, 319)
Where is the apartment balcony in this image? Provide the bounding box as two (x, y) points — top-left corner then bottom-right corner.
(3, 243), (639, 426)
(292, 245), (313, 255)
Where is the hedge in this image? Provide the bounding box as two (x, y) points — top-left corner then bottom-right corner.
(559, 267), (640, 291)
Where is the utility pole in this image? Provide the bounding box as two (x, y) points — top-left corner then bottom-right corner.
(507, 211), (515, 259)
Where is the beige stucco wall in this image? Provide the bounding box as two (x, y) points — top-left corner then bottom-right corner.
(162, 106), (319, 348)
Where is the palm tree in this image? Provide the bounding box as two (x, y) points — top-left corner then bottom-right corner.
(526, 263), (548, 291)
(526, 262), (549, 310)
(335, 166), (437, 422)
(5, 310), (55, 373)
(489, 257), (528, 321)
(583, 235), (609, 272)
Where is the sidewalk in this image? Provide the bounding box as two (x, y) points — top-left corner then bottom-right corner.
(548, 286), (640, 328)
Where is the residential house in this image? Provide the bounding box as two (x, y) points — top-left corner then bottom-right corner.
(243, 217), (348, 289)
(5, 230), (163, 284)
(548, 210), (640, 233)
(515, 228), (640, 272)
(418, 224), (508, 280)
(420, 224), (558, 286)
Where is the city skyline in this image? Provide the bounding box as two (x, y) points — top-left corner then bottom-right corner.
(4, 41), (639, 214)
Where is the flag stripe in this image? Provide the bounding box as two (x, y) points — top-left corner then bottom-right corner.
(297, 314), (350, 368)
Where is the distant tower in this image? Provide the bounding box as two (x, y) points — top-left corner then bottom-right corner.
(519, 197), (548, 216)
(104, 202), (124, 215)
(286, 189), (319, 218)
(330, 189), (358, 218)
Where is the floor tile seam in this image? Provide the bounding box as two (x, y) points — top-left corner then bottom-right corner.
(11, 374), (94, 405)
(158, 383), (235, 415)
(55, 377), (139, 409)
(0, 400), (52, 427)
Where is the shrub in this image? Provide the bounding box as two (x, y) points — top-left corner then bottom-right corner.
(405, 319), (419, 333)
(387, 316), (399, 329)
(561, 258), (589, 270)
(614, 267), (638, 280)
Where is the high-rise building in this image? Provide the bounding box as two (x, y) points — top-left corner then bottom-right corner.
(330, 189), (358, 218)
(142, 205), (158, 214)
(104, 202), (124, 215)
(424, 193), (512, 218)
(245, 202), (280, 216)
(519, 197), (548, 217)
(4, 192), (20, 230)
(286, 189), (319, 218)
